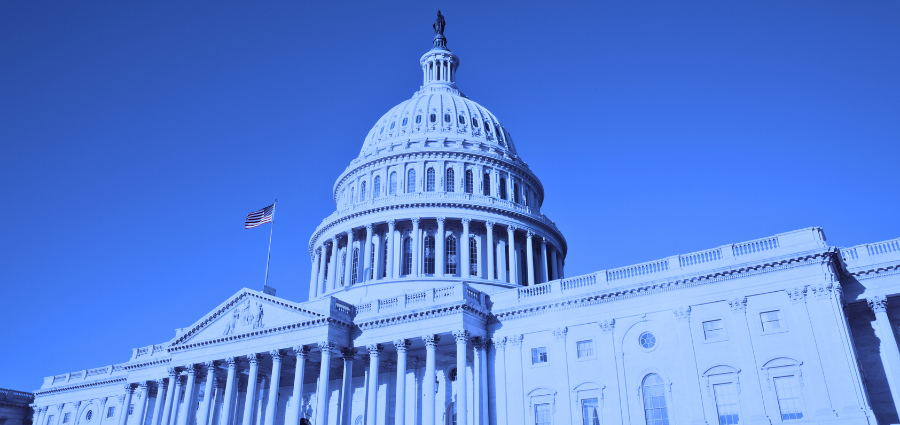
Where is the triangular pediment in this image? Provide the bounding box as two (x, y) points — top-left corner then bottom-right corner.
(171, 288), (325, 347)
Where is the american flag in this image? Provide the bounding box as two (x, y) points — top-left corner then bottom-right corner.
(245, 203), (275, 229)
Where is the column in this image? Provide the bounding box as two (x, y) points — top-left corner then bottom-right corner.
(599, 320), (623, 425)
(549, 247), (558, 281)
(309, 250), (320, 299)
(558, 255), (564, 279)
(118, 386), (134, 425)
(387, 220), (397, 279)
(411, 218), (421, 276)
(422, 335), (440, 425)
(452, 330), (469, 425)
(151, 379), (167, 425)
(393, 340), (411, 425)
(672, 307), (707, 425)
(263, 351), (283, 425)
(344, 230), (354, 286)
(211, 378), (226, 425)
(785, 287), (835, 417)
(163, 370), (181, 425)
(525, 231), (535, 286)
(869, 295), (900, 410)
(436, 217), (446, 276)
(540, 238), (549, 283)
(324, 237), (336, 290)
(366, 345), (383, 425)
(485, 222), (495, 281)
(241, 355), (260, 425)
(256, 374), (268, 425)
(96, 400), (109, 425)
(506, 226), (517, 285)
(316, 247), (327, 298)
(461, 219), (471, 279)
(285, 347), (307, 425)
(726, 298), (770, 425)
(219, 359), (237, 425)
(372, 232), (382, 281)
(473, 339), (488, 425)
(552, 328), (574, 424)
(315, 342), (335, 425)
(134, 383), (149, 425)
(197, 362), (217, 425)
(363, 224), (374, 282)
(177, 366), (198, 425)
(505, 335), (524, 425)
(339, 349), (356, 425)
(491, 338), (507, 425)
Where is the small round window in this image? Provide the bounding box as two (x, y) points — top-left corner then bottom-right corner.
(86, 411), (93, 422)
(639, 331), (656, 349)
(416, 115), (422, 124)
(430, 114), (436, 123)
(402, 117), (408, 126)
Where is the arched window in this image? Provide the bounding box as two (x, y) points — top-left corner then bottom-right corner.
(373, 176), (381, 198)
(430, 113), (436, 123)
(485, 121), (492, 133)
(465, 170), (473, 194)
(446, 168), (455, 192)
(349, 248), (359, 285)
(407, 169), (416, 193)
(389, 172), (397, 195)
(402, 237), (412, 276)
(350, 187), (355, 204)
(360, 181), (367, 201)
(444, 113), (451, 123)
(470, 237), (478, 276)
(415, 115), (422, 124)
(472, 117), (479, 127)
(340, 251), (347, 286)
(370, 243), (376, 280)
(426, 168), (435, 192)
(446, 403), (457, 425)
(446, 235), (458, 275)
(513, 183), (520, 203)
(423, 235), (435, 274)
(324, 249), (330, 280)
(483, 174), (491, 196)
(458, 115), (465, 124)
(642, 374), (669, 425)
(500, 178), (508, 200)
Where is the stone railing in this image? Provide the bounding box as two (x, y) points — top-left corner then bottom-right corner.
(0, 388), (34, 402)
(353, 282), (487, 320)
(842, 236), (900, 268)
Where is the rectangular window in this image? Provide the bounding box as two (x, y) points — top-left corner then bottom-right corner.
(47, 415), (54, 425)
(534, 403), (552, 425)
(760, 310), (782, 332)
(576, 340), (594, 359)
(713, 383), (740, 425)
(581, 398), (600, 425)
(63, 413), (70, 424)
(107, 407), (115, 419)
(128, 404), (134, 416)
(773, 375), (804, 420)
(531, 347), (548, 364)
(703, 319), (725, 340)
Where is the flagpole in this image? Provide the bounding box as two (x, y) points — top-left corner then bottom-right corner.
(264, 199), (276, 289)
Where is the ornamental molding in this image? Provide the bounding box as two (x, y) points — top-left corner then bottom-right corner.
(492, 251), (829, 323)
(848, 263), (900, 281)
(868, 295), (887, 313)
(169, 317), (350, 353)
(33, 377), (127, 397)
(354, 302), (489, 331)
(124, 358), (171, 371)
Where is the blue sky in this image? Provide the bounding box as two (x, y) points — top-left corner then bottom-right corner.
(1, 1), (897, 391)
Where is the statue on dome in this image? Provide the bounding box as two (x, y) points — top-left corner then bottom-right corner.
(433, 11), (445, 36)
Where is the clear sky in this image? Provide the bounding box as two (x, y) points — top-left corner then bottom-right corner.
(1, 1), (897, 391)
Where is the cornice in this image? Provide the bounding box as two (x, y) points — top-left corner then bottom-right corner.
(169, 317), (351, 353)
(123, 358), (171, 371)
(847, 263), (900, 281)
(33, 377), (127, 397)
(354, 302), (489, 331)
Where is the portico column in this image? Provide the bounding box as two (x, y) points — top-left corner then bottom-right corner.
(315, 342), (336, 425)
(197, 362), (217, 425)
(219, 358), (237, 425)
(868, 295), (900, 410)
(263, 351), (283, 425)
(316, 247), (327, 298)
(525, 231), (535, 286)
(485, 222), (495, 281)
(211, 378), (226, 425)
(411, 218), (421, 276)
(549, 247), (558, 280)
(461, 219), (471, 278)
(540, 238), (549, 283)
(150, 379), (167, 425)
(344, 229), (354, 285)
(452, 330), (469, 425)
(241, 355), (261, 425)
(491, 338), (507, 425)
(387, 220), (397, 279)
(309, 250), (320, 300)
(436, 217), (446, 276)
(366, 344), (383, 425)
(339, 349), (356, 425)
(363, 224), (374, 281)
(134, 382), (149, 425)
(118, 385), (134, 425)
(422, 335), (440, 425)
(176, 365), (197, 425)
(473, 338), (488, 425)
(393, 340), (411, 425)
(506, 226), (517, 285)
(287, 347), (308, 425)
(165, 372), (183, 425)
(672, 308), (707, 425)
(328, 236), (339, 290)
(372, 232), (382, 281)
(726, 298), (770, 425)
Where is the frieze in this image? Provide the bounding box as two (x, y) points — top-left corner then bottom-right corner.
(124, 358), (171, 371)
(355, 303), (489, 331)
(33, 377), (127, 396)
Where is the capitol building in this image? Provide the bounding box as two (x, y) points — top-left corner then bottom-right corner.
(27, 12), (900, 425)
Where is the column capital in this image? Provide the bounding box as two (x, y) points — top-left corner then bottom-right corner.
(526, 230), (535, 238)
(367, 344), (384, 355)
(436, 217), (445, 224)
(452, 329), (470, 343)
(507, 225), (517, 232)
(507, 334), (524, 346)
(293, 346), (310, 357)
(492, 337), (507, 349)
(541, 237), (548, 245)
(183, 364), (197, 376)
(365, 223), (373, 232)
(868, 295), (888, 313)
(167, 367), (178, 377)
(123, 384), (134, 394)
(461, 218), (471, 226)
(552, 327), (568, 340)
(137, 381), (149, 390)
(388, 219), (396, 227)
(728, 297), (747, 313)
(246, 353), (261, 364)
(203, 360), (218, 370)
(485, 221), (494, 230)
(155, 378), (167, 388)
(471, 336), (486, 349)
(117, 395), (126, 403)
(599, 319), (615, 334)
(812, 282), (840, 300)
(341, 347), (358, 360)
(318, 341), (336, 353)
(411, 217), (421, 226)
(331, 235), (338, 243)
(422, 334), (441, 347)
(346, 228), (354, 238)
(673, 306), (692, 322)
(786, 286), (808, 304)
(225, 357), (237, 368)
(393, 339), (411, 352)
(270, 350), (284, 361)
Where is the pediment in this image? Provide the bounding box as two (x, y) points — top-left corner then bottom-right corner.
(171, 288), (325, 347)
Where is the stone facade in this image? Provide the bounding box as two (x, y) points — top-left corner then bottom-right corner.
(1, 388), (34, 425)
(29, 13), (900, 425)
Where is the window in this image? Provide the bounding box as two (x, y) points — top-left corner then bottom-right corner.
(446, 236), (458, 275)
(760, 310), (782, 332)
(483, 174), (491, 196)
(389, 172), (397, 195)
(350, 248), (359, 285)
(373, 176), (381, 198)
(407, 170), (416, 193)
(402, 117), (408, 126)
(47, 416), (54, 425)
(107, 407), (115, 419)
(639, 332), (656, 349)
(85, 411), (93, 423)
(323, 250), (330, 280)
(531, 347), (548, 364)
(63, 414), (70, 424)
(430, 113), (436, 123)
(449, 367), (458, 381)
(581, 398), (600, 425)
(447, 402), (458, 425)
(500, 178), (507, 199)
(470, 237), (478, 275)
(485, 121), (491, 132)
(127, 405), (134, 416)
(576, 340), (594, 359)
(513, 183), (520, 203)
(415, 115), (422, 124)
(390, 121), (395, 129)
(382, 239), (388, 278)
(426, 168), (435, 192)
(774, 375), (803, 420)
(444, 113), (451, 123)
(713, 383), (740, 425)
(350, 187), (354, 204)
(379, 126), (384, 134)
(534, 403), (552, 425)
(703, 319), (726, 340)
(446, 168), (455, 192)
(465, 170), (473, 194)
(458, 115), (465, 124)
(472, 117), (479, 127)
(370, 243), (375, 280)
(496, 127), (503, 142)
(424, 236), (435, 274)
(360, 181), (367, 201)
(340, 251), (346, 286)
(642, 374), (669, 425)
(402, 237), (412, 276)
